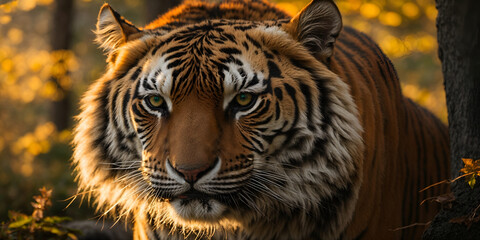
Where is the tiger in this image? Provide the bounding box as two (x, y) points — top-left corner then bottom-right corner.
(72, 0), (450, 239)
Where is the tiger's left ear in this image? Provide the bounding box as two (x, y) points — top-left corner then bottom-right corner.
(283, 0), (342, 62)
(95, 3), (144, 53)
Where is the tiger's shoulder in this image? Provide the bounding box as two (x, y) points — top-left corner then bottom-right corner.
(332, 26), (404, 106)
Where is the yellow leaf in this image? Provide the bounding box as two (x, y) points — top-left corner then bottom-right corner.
(460, 158), (480, 189)
(461, 158), (475, 174)
(463, 157), (473, 164)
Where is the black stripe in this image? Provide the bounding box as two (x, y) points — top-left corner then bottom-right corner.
(231, 57), (244, 66)
(275, 101), (281, 120)
(223, 33), (237, 43)
(164, 51), (185, 62)
(220, 47), (242, 55)
(282, 137), (326, 168)
(166, 59), (183, 69)
(274, 87), (283, 100)
(242, 41), (249, 50)
(92, 80), (119, 175)
(151, 40), (168, 56)
(283, 83), (299, 132)
(245, 75), (260, 89)
(142, 77), (154, 91)
(164, 44), (187, 54)
(131, 104), (148, 119)
(250, 115), (273, 127)
(121, 90), (131, 129)
(246, 34), (261, 49)
(267, 60), (282, 78)
(298, 82), (313, 128)
(344, 27), (400, 95)
(336, 45), (372, 89)
(131, 67), (143, 81)
(248, 100), (271, 119)
(110, 84), (120, 129)
(132, 78), (142, 99)
(413, 107), (423, 228)
(310, 181), (355, 236)
(264, 51), (274, 59)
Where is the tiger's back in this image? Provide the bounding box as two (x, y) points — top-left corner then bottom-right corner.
(73, 0), (450, 239)
(331, 27), (450, 239)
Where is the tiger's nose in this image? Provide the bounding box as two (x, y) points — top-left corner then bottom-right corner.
(175, 165), (211, 184)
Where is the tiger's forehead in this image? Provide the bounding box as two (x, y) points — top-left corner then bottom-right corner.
(137, 19), (285, 103)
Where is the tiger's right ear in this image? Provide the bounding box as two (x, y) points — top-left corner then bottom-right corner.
(95, 3), (143, 53)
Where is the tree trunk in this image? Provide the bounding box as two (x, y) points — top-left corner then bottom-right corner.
(50, 0), (74, 131)
(423, 0), (480, 239)
(144, 0), (181, 23)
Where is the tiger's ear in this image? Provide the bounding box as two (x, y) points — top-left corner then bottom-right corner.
(283, 0), (342, 62)
(95, 3), (143, 53)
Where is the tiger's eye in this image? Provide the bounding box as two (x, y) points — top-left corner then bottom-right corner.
(235, 92), (253, 106)
(148, 95), (164, 108)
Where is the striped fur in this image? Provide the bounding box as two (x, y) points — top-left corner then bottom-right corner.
(73, 0), (449, 239)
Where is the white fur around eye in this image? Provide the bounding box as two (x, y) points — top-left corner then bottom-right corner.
(137, 55), (174, 112)
(222, 57), (266, 111)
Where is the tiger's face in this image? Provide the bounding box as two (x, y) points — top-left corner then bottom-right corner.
(131, 20), (321, 222)
(75, 0), (363, 238)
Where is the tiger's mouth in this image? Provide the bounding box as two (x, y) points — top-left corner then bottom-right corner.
(172, 189), (242, 207)
(175, 189), (214, 201)
(166, 187), (250, 222)
(168, 192), (228, 222)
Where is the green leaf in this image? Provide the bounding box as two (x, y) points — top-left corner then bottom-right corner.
(8, 211), (27, 221)
(67, 232), (79, 240)
(468, 175), (476, 189)
(43, 216), (72, 224)
(42, 226), (67, 236)
(8, 217), (32, 228)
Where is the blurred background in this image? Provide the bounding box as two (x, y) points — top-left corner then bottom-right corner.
(0, 0), (445, 221)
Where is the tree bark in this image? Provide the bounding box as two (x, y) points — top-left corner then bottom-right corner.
(423, 0), (480, 239)
(144, 0), (181, 23)
(50, 0), (74, 131)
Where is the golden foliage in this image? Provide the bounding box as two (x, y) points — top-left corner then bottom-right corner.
(0, 48), (79, 102)
(0, 187), (80, 240)
(334, 0), (445, 122)
(10, 122), (65, 177)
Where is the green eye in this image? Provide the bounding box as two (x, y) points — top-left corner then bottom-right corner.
(147, 95), (164, 108)
(235, 92), (253, 107)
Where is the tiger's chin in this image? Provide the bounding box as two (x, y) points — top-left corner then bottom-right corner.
(168, 198), (227, 223)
